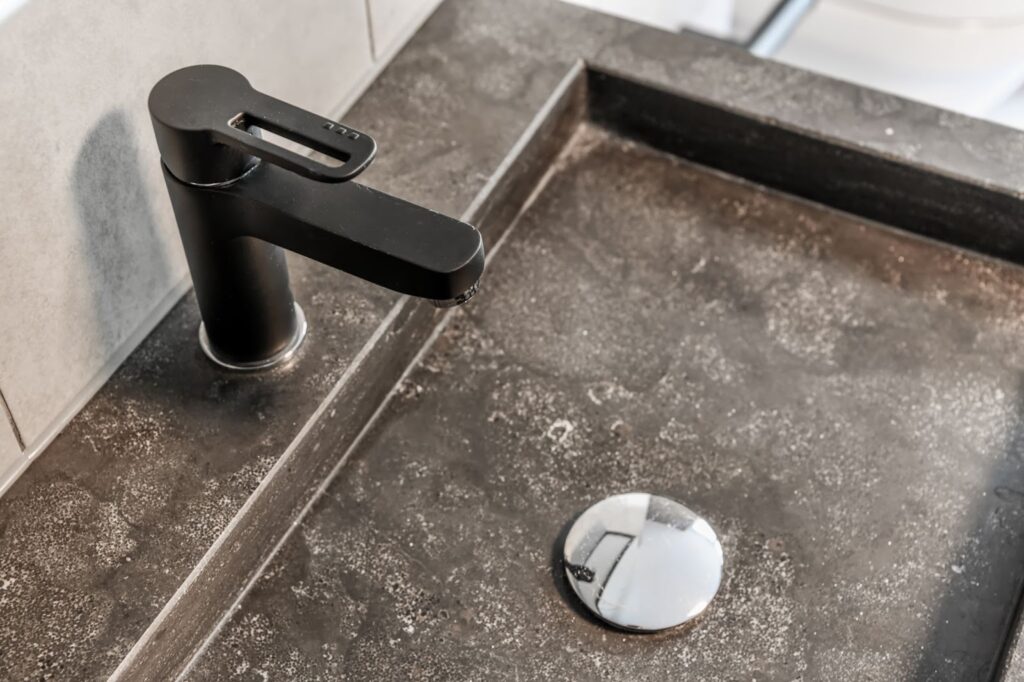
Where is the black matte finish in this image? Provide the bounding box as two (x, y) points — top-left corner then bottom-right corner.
(150, 65), (485, 366)
(149, 65), (377, 185)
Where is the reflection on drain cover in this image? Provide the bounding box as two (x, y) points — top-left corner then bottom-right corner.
(563, 492), (723, 632)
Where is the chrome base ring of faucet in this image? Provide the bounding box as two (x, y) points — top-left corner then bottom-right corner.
(198, 303), (308, 371)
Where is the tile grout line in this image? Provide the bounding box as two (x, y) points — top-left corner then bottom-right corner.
(362, 0), (377, 61)
(325, 0), (443, 124)
(0, 384), (25, 450)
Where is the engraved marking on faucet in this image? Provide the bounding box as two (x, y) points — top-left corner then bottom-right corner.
(322, 121), (360, 140)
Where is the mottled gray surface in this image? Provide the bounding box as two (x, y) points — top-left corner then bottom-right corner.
(6, 0), (1024, 678)
(0, 262), (398, 679)
(188, 125), (1024, 680)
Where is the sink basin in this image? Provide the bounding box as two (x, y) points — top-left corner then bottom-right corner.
(185, 67), (1024, 680)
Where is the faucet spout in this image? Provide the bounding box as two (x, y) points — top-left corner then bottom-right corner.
(165, 162), (484, 303)
(149, 65), (484, 370)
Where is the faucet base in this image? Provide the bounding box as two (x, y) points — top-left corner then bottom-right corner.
(198, 304), (308, 371)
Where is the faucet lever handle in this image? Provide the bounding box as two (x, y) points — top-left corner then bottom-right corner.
(219, 93), (377, 183)
(151, 65), (377, 185)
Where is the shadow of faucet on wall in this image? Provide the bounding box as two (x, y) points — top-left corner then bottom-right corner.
(72, 110), (176, 364)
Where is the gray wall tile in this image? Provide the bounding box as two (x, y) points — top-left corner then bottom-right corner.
(0, 1), (372, 454)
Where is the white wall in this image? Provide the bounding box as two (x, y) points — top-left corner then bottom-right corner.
(558, 0), (779, 40)
(774, 1), (1024, 123)
(0, 0), (443, 495)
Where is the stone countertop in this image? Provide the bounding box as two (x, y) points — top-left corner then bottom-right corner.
(3, 0), (1024, 678)
(0, 266), (398, 679)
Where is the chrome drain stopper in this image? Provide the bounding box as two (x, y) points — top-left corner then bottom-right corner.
(562, 492), (723, 632)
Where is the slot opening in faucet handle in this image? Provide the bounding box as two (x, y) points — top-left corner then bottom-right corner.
(218, 92), (377, 183)
(151, 65), (377, 185)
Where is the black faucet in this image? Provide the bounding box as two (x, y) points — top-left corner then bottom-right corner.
(148, 65), (484, 370)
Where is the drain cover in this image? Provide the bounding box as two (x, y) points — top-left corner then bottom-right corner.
(562, 492), (723, 632)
